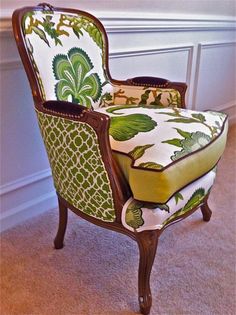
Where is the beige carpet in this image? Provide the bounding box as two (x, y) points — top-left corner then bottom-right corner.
(1, 124), (236, 315)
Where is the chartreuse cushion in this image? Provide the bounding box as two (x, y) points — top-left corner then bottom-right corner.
(122, 167), (216, 232)
(96, 105), (228, 203)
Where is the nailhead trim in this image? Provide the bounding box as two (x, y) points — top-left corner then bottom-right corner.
(42, 105), (87, 120)
(129, 80), (169, 88)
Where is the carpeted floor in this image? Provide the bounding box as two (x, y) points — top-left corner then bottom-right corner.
(1, 124), (236, 315)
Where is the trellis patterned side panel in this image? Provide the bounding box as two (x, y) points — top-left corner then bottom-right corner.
(36, 110), (116, 222)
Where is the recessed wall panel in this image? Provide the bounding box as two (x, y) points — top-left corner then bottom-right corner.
(194, 43), (236, 111)
(109, 48), (190, 82)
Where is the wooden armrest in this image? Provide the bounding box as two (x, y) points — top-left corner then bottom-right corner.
(126, 76), (169, 87)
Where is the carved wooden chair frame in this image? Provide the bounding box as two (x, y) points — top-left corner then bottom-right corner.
(12, 3), (213, 314)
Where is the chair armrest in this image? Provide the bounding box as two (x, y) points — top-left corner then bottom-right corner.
(108, 76), (187, 108)
(37, 100), (130, 223)
(126, 76), (169, 87)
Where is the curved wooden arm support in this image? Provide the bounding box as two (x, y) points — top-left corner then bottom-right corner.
(39, 100), (131, 223)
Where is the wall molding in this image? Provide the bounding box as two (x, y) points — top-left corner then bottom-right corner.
(197, 41), (236, 51)
(110, 45), (194, 86)
(0, 191), (57, 232)
(0, 18), (13, 36)
(109, 45), (193, 58)
(192, 41), (236, 109)
(102, 16), (236, 33)
(0, 168), (52, 196)
(0, 169), (56, 232)
(1, 14), (236, 36)
(0, 59), (22, 70)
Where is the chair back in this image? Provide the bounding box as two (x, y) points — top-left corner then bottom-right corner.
(13, 3), (111, 109)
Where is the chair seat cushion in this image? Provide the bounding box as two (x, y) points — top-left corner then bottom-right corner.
(121, 168), (216, 232)
(96, 105), (228, 203)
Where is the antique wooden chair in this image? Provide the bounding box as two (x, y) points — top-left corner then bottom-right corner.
(12, 3), (228, 314)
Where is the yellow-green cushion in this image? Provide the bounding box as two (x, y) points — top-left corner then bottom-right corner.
(122, 167), (216, 232)
(96, 105), (228, 203)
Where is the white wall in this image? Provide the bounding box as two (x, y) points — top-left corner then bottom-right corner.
(0, 1), (236, 232)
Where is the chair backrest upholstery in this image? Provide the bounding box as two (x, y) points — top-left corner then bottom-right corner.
(19, 5), (111, 109)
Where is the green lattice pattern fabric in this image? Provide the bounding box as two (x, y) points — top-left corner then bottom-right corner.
(36, 110), (116, 222)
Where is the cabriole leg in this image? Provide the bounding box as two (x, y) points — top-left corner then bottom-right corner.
(200, 199), (212, 222)
(136, 231), (159, 315)
(54, 197), (68, 249)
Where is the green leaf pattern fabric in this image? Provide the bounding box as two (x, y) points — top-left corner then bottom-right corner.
(122, 168), (216, 232)
(53, 47), (102, 107)
(23, 10), (109, 107)
(36, 110), (116, 222)
(99, 86), (182, 108)
(109, 114), (157, 141)
(96, 105), (227, 204)
(23, 10), (182, 109)
(97, 105), (227, 170)
(23, 12), (104, 49)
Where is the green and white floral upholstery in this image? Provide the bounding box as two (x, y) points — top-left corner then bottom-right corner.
(22, 10), (182, 108)
(97, 106), (228, 204)
(100, 85), (182, 107)
(22, 10), (108, 105)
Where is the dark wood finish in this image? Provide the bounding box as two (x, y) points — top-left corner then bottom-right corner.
(54, 196), (68, 249)
(137, 231), (160, 315)
(12, 4), (213, 315)
(201, 199), (212, 222)
(127, 76), (169, 87)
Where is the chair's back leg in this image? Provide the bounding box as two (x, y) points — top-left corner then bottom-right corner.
(200, 198), (212, 222)
(136, 230), (159, 315)
(54, 197), (68, 249)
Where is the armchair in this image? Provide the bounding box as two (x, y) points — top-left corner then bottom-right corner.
(12, 3), (228, 314)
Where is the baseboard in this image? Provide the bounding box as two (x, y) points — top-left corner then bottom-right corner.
(0, 191), (57, 233)
(0, 169), (57, 233)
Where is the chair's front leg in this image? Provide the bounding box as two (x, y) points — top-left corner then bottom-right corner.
(54, 196), (68, 249)
(200, 198), (212, 222)
(136, 230), (159, 315)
